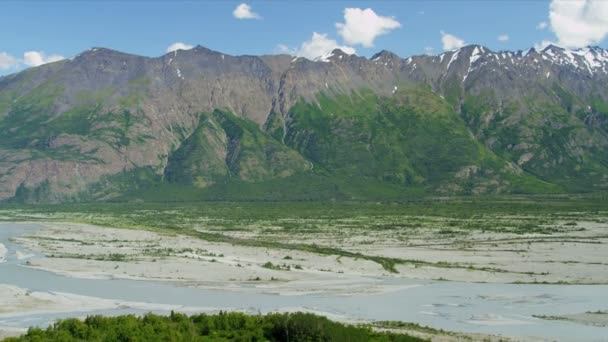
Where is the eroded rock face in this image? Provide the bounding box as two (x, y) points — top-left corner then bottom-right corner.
(0, 44), (607, 201)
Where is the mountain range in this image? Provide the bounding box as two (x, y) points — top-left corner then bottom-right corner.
(1, 44), (607, 202)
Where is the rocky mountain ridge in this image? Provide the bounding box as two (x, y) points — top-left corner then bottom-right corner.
(0, 44), (607, 202)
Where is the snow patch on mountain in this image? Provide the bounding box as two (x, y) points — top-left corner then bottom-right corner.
(447, 50), (460, 70)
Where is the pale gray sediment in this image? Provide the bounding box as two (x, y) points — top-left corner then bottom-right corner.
(2, 222), (608, 341)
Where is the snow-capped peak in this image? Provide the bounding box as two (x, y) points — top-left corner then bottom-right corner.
(314, 52), (334, 63)
(538, 45), (608, 74)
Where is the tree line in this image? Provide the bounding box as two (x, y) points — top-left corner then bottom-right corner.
(6, 311), (427, 342)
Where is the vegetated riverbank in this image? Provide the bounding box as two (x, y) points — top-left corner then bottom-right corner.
(14, 222), (408, 295)
(0, 284), (220, 321)
(5, 310), (522, 342)
(3, 311), (428, 342)
(0, 281), (522, 342)
(1, 197), (607, 341)
(11, 208), (608, 288)
(0, 282), (229, 339)
(2, 230), (607, 339)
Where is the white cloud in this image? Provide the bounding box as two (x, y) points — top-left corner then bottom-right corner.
(274, 44), (294, 55)
(424, 46), (434, 54)
(0, 52), (19, 70)
(537, 21), (548, 30)
(0, 50), (64, 73)
(291, 32), (356, 60)
(233, 3), (260, 19)
(22, 51), (64, 67)
(440, 31), (465, 50)
(166, 42), (194, 53)
(498, 34), (510, 42)
(549, 0), (608, 48)
(336, 8), (401, 47)
(534, 39), (555, 51)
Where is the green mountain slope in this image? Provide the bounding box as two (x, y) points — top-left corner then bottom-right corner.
(283, 87), (559, 196)
(165, 110), (311, 187)
(1, 44), (607, 202)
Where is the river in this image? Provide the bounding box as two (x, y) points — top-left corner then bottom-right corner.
(1, 223), (606, 341)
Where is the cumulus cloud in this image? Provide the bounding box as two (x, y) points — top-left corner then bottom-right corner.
(534, 39), (555, 51)
(498, 34), (510, 42)
(233, 3), (260, 19)
(440, 31), (465, 50)
(274, 44), (294, 55)
(537, 21), (548, 30)
(336, 8), (401, 47)
(22, 51), (64, 67)
(166, 42), (194, 53)
(549, 0), (608, 48)
(0, 52), (19, 70)
(0, 50), (64, 73)
(287, 32), (355, 60)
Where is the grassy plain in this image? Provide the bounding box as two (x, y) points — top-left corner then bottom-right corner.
(3, 194), (608, 285)
(2, 195), (607, 341)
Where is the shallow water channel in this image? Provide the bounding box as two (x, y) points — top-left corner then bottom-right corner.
(1, 223), (607, 341)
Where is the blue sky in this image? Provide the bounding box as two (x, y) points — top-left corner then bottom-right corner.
(1, 0), (607, 75)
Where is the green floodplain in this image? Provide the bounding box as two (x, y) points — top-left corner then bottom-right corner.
(2, 193), (608, 276)
(1, 193), (607, 341)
